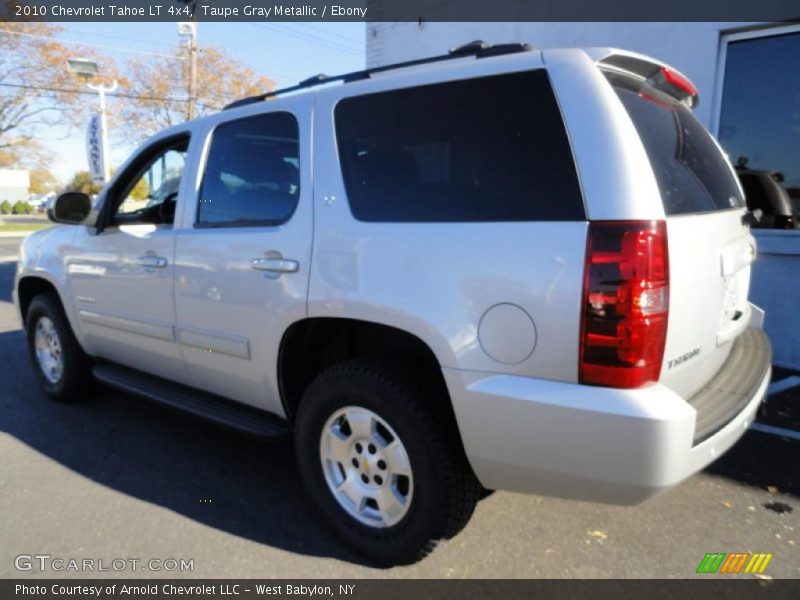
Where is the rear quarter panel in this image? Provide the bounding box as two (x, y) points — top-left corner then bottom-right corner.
(308, 55), (591, 381)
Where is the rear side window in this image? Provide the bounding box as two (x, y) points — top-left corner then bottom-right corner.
(197, 112), (300, 227)
(606, 71), (745, 215)
(334, 70), (584, 222)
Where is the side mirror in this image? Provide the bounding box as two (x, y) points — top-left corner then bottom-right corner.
(48, 192), (92, 224)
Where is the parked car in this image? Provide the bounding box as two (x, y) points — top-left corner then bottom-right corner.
(28, 192), (56, 213)
(734, 164), (797, 229)
(15, 43), (771, 565)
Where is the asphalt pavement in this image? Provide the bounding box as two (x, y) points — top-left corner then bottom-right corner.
(0, 254), (798, 579)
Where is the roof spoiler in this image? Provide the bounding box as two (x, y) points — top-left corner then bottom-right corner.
(585, 48), (699, 108)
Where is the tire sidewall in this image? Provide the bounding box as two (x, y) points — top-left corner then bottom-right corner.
(295, 368), (445, 564)
(25, 295), (84, 401)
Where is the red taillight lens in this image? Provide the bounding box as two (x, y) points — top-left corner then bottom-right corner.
(580, 221), (669, 388)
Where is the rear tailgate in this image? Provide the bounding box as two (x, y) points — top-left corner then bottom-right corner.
(665, 210), (756, 398)
(603, 64), (758, 400)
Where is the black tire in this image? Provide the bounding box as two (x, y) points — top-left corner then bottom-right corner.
(25, 292), (92, 403)
(294, 359), (480, 565)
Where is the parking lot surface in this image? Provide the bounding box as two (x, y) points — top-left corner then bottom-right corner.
(0, 256), (797, 578)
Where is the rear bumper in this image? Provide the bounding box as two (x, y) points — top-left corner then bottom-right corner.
(444, 327), (771, 505)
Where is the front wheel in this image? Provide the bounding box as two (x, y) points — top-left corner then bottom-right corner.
(294, 359), (480, 565)
(25, 293), (92, 402)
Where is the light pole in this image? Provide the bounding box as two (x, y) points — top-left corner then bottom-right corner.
(67, 58), (117, 184)
(177, 21), (198, 120)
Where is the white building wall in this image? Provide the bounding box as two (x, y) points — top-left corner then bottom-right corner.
(367, 21), (758, 128)
(0, 169), (31, 203)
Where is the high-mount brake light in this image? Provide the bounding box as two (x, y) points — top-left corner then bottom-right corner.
(579, 221), (670, 388)
(659, 66), (698, 102)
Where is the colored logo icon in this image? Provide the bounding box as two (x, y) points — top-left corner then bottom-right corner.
(696, 552), (773, 574)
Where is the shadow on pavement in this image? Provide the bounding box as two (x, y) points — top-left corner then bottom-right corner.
(705, 394), (800, 500)
(1, 260), (796, 569)
(0, 324), (371, 567)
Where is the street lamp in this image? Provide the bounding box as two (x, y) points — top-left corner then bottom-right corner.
(66, 58), (99, 79)
(67, 58), (117, 184)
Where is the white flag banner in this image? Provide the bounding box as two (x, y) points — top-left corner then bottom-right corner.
(86, 113), (105, 184)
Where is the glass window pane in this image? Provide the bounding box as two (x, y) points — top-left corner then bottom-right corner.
(334, 70), (584, 223)
(198, 112), (300, 227)
(718, 31), (800, 216)
(114, 140), (188, 226)
(606, 71), (744, 215)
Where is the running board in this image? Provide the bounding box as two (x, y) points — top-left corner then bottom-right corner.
(93, 363), (291, 438)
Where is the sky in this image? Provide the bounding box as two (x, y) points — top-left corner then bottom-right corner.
(44, 22), (366, 182)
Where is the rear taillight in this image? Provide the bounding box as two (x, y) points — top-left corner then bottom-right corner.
(580, 221), (669, 388)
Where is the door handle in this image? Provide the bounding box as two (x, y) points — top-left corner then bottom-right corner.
(251, 257), (299, 273)
(138, 255), (168, 269)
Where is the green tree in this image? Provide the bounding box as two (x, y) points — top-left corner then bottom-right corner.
(12, 200), (32, 214)
(29, 168), (60, 194)
(129, 176), (149, 200)
(65, 171), (103, 196)
(0, 200), (11, 214)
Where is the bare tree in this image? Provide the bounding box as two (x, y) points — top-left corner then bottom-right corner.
(118, 44), (276, 141)
(0, 23), (119, 165)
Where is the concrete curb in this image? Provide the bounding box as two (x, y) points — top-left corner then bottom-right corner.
(0, 232), (32, 238)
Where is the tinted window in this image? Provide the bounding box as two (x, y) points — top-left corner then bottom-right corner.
(198, 112), (299, 227)
(607, 72), (744, 215)
(334, 70), (584, 222)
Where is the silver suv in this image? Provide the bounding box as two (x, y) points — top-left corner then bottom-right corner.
(14, 43), (772, 565)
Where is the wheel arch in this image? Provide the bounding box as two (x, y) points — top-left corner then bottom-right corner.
(16, 274), (88, 351)
(17, 275), (61, 322)
(278, 317), (454, 425)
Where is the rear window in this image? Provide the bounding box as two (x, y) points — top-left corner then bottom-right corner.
(606, 71), (745, 215)
(334, 70), (585, 222)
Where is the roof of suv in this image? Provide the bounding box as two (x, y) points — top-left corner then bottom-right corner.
(223, 41), (537, 110)
(157, 43), (694, 141)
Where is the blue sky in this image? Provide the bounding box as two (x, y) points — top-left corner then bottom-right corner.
(46, 22), (366, 181)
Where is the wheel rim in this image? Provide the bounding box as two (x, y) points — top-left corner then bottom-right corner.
(34, 316), (64, 384)
(319, 406), (414, 528)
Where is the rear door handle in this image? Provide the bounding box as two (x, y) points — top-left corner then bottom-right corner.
(138, 255), (168, 269)
(251, 257), (299, 273)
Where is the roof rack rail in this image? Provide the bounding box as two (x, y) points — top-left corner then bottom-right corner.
(223, 41), (533, 110)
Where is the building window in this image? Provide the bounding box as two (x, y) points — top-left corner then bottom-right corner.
(716, 27), (800, 221)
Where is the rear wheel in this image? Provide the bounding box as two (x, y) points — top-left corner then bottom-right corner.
(294, 359), (480, 565)
(25, 293), (92, 403)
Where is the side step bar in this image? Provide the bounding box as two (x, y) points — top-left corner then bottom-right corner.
(93, 363), (291, 438)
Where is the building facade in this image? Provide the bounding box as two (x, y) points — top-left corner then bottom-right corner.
(0, 169), (30, 203)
